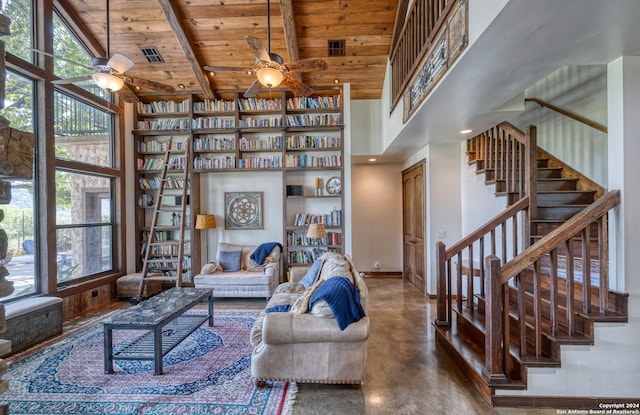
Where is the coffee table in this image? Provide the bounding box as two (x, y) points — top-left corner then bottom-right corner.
(103, 287), (213, 375)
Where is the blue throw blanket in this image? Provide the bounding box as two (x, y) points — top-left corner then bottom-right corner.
(250, 242), (283, 265)
(308, 276), (366, 330)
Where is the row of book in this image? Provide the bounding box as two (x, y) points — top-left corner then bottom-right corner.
(285, 135), (342, 149)
(136, 156), (186, 171)
(137, 99), (190, 114)
(137, 139), (185, 153)
(194, 99), (235, 112)
(142, 231), (172, 242)
(238, 97), (282, 111)
(285, 154), (342, 168)
(286, 114), (342, 126)
(137, 115), (341, 132)
(193, 137), (234, 151)
(237, 156), (283, 169)
(239, 136), (282, 150)
(146, 256), (192, 270)
(193, 116), (235, 129)
(286, 95), (341, 110)
(293, 210), (343, 226)
(238, 116), (283, 128)
(137, 118), (190, 131)
(194, 156), (236, 170)
(287, 231), (342, 246)
(138, 177), (188, 189)
(287, 248), (341, 264)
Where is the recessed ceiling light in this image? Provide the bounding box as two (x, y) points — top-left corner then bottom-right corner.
(368, 158), (377, 162)
(460, 129), (472, 134)
(178, 83), (185, 89)
(334, 79), (340, 84)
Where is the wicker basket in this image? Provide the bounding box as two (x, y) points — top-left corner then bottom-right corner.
(117, 273), (162, 299)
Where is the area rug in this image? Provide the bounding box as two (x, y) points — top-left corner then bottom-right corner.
(1, 309), (296, 415)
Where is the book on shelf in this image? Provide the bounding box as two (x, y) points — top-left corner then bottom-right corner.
(193, 137), (234, 151)
(285, 154), (342, 168)
(293, 210), (343, 227)
(239, 135), (282, 150)
(238, 97), (282, 111)
(286, 135), (342, 149)
(286, 114), (342, 127)
(193, 99), (235, 112)
(237, 156), (283, 169)
(137, 99), (190, 114)
(286, 95), (341, 110)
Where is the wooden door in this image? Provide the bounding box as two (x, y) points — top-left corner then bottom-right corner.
(402, 161), (426, 294)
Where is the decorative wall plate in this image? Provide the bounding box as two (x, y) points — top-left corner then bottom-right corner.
(224, 192), (263, 229)
(326, 176), (341, 195)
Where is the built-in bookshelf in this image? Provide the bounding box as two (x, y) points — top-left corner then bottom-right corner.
(133, 88), (344, 278)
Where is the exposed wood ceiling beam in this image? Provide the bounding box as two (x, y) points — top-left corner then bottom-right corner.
(279, 0), (301, 82)
(156, 0), (215, 98)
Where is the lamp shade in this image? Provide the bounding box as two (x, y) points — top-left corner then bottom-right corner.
(92, 72), (125, 91)
(195, 214), (216, 230)
(306, 223), (327, 239)
(256, 67), (284, 88)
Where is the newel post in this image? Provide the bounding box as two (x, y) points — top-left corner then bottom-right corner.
(435, 241), (449, 326)
(482, 255), (508, 384)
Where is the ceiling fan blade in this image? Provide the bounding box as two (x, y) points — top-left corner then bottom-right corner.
(121, 75), (175, 93)
(281, 77), (313, 97)
(117, 84), (139, 103)
(108, 53), (135, 74)
(243, 79), (263, 98)
(51, 75), (92, 85)
(245, 35), (271, 63)
(284, 58), (328, 73)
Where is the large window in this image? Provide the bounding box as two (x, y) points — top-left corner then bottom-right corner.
(0, 1), (123, 298)
(0, 71), (37, 300)
(55, 172), (113, 283)
(1, 0), (33, 63)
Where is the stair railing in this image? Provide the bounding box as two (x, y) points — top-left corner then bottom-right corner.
(435, 197), (530, 326)
(483, 190), (621, 384)
(436, 123), (538, 326)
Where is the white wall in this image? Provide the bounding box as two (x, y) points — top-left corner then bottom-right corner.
(509, 65), (609, 185)
(351, 162), (403, 272)
(351, 100), (383, 156)
(198, 171), (284, 261)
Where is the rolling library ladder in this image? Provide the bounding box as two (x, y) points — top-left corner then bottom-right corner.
(136, 137), (191, 302)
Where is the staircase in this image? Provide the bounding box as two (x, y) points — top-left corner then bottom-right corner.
(434, 122), (628, 406)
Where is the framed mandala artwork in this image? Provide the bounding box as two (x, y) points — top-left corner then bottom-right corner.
(224, 192), (264, 229)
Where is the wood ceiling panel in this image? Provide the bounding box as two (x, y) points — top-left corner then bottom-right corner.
(59, 0), (398, 100)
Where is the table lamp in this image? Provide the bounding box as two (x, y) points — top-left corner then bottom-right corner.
(306, 223), (327, 256)
(195, 214), (216, 261)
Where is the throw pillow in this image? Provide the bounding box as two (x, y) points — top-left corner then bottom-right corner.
(218, 250), (242, 272)
(200, 261), (220, 274)
(299, 258), (324, 288)
(247, 256), (272, 272)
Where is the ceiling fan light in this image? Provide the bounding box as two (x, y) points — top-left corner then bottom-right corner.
(107, 53), (135, 74)
(256, 67), (284, 88)
(92, 72), (125, 91)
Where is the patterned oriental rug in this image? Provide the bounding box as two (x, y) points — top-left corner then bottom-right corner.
(1, 309), (295, 415)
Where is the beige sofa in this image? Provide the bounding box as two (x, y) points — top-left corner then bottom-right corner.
(250, 252), (369, 385)
(194, 242), (281, 298)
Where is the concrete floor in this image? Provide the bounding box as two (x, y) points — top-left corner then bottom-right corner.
(288, 278), (557, 415)
(67, 278), (562, 414)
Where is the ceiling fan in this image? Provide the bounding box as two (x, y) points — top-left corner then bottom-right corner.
(41, 0), (174, 102)
(204, 0), (327, 98)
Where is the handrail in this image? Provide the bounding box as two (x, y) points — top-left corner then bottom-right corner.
(483, 189), (620, 382)
(445, 197), (529, 260)
(435, 196), (530, 325)
(525, 98), (608, 134)
(500, 190), (620, 284)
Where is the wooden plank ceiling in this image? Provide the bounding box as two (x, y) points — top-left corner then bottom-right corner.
(58, 0), (399, 100)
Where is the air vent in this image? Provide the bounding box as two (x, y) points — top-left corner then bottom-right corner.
(328, 40), (345, 57)
(140, 47), (164, 63)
